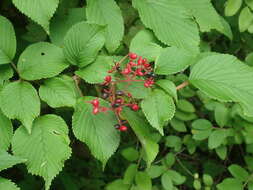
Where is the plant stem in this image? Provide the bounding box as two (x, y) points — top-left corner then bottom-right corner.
(176, 157), (194, 177)
(176, 81), (189, 90)
(10, 61), (20, 77)
(72, 75), (83, 97)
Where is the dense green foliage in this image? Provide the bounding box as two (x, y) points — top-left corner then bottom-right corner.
(1, 0), (253, 189)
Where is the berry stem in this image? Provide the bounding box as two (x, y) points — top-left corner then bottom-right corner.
(176, 81), (189, 91)
(73, 75), (83, 97)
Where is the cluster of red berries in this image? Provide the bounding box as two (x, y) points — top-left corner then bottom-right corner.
(87, 53), (155, 132)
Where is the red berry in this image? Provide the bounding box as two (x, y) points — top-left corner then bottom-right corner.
(122, 68), (131, 75)
(119, 125), (128, 131)
(131, 104), (139, 111)
(142, 58), (148, 64)
(93, 107), (99, 114)
(136, 68), (144, 76)
(104, 75), (112, 83)
(91, 99), (99, 107)
(144, 82), (151, 88)
(137, 56), (143, 65)
(129, 53), (138, 60)
(116, 98), (124, 104)
(128, 61), (136, 67)
(143, 63), (150, 68)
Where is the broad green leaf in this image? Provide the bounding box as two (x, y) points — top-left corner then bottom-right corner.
(0, 177), (20, 190)
(164, 170), (186, 185)
(86, 0), (124, 52)
(165, 136), (182, 152)
(135, 172), (152, 190)
(50, 8), (86, 46)
(146, 165), (165, 179)
(161, 172), (173, 190)
(121, 147), (139, 162)
(177, 99), (195, 113)
(0, 81), (40, 133)
(12, 0), (59, 33)
(208, 130), (228, 149)
(17, 42), (68, 80)
(123, 164), (138, 184)
(12, 114), (71, 190)
(190, 54), (253, 117)
(228, 164), (249, 181)
(129, 30), (162, 62)
(191, 119), (212, 140)
(122, 109), (159, 167)
(0, 151), (26, 171)
(22, 22), (47, 43)
(163, 153), (175, 168)
(155, 47), (195, 75)
(155, 80), (177, 102)
(175, 110), (197, 121)
(0, 65), (13, 83)
(239, 7), (253, 32)
(181, 0), (232, 39)
(225, 0), (242, 16)
(63, 22), (105, 68)
(75, 56), (113, 84)
(106, 179), (130, 190)
(72, 97), (120, 167)
(39, 76), (77, 108)
(0, 16), (16, 65)
(214, 103), (229, 127)
(217, 178), (243, 190)
(132, 0), (200, 53)
(246, 0), (253, 9)
(215, 146), (227, 160)
(0, 110), (13, 151)
(170, 118), (187, 132)
(141, 89), (175, 135)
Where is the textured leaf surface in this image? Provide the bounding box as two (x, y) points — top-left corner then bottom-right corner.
(0, 151), (26, 172)
(0, 65), (13, 83)
(133, 0), (200, 53)
(86, 0), (124, 52)
(141, 89), (175, 135)
(0, 110), (13, 151)
(0, 81), (40, 133)
(12, 115), (71, 190)
(190, 54), (253, 117)
(17, 42), (68, 80)
(0, 178), (20, 190)
(217, 178), (243, 190)
(72, 97), (120, 166)
(122, 109), (159, 167)
(12, 0), (59, 33)
(155, 80), (177, 102)
(63, 22), (105, 68)
(75, 56), (113, 84)
(0, 16), (16, 65)
(39, 76), (77, 108)
(155, 47), (195, 75)
(208, 130), (228, 149)
(130, 30), (162, 62)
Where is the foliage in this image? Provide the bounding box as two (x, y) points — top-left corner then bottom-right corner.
(1, 0), (253, 189)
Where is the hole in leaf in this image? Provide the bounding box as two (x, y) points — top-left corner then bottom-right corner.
(41, 52), (45, 56)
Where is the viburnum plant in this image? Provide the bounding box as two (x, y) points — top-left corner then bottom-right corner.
(2, 0), (253, 190)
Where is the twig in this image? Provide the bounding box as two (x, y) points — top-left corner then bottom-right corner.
(176, 157), (194, 177)
(176, 81), (189, 90)
(72, 75), (83, 97)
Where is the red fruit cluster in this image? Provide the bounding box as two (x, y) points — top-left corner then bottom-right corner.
(87, 53), (155, 132)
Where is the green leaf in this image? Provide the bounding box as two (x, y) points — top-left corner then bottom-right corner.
(86, 0), (124, 53)
(123, 164), (138, 184)
(12, 0), (59, 33)
(165, 136), (182, 152)
(217, 178), (243, 190)
(0, 151), (26, 171)
(0, 81), (40, 133)
(12, 114), (71, 190)
(161, 172), (173, 190)
(75, 56), (113, 84)
(164, 170), (186, 185)
(141, 89), (175, 135)
(225, 0), (242, 16)
(132, 0), (200, 53)
(215, 146), (227, 160)
(0, 177), (20, 190)
(155, 47), (195, 75)
(190, 54), (253, 117)
(228, 164), (249, 181)
(39, 76), (77, 108)
(17, 42), (68, 80)
(214, 103), (229, 127)
(135, 172), (152, 190)
(246, 0), (253, 9)
(203, 174), (213, 186)
(72, 97), (120, 167)
(129, 30), (162, 62)
(22, 22), (47, 43)
(0, 110), (13, 151)
(50, 8), (86, 46)
(208, 130), (228, 149)
(121, 147), (139, 162)
(170, 118), (187, 132)
(106, 179), (130, 190)
(122, 109), (159, 167)
(239, 7), (253, 32)
(0, 16), (16, 65)
(177, 99), (195, 113)
(191, 119), (212, 140)
(0, 65), (13, 83)
(146, 165), (165, 179)
(155, 80), (177, 102)
(63, 22), (105, 68)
